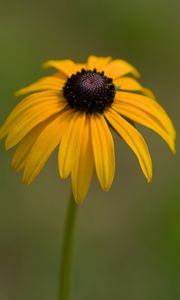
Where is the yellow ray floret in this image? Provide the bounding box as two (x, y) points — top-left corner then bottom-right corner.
(12, 121), (49, 171)
(71, 116), (94, 203)
(5, 94), (67, 150)
(43, 59), (83, 77)
(58, 112), (86, 179)
(0, 91), (66, 139)
(90, 114), (115, 191)
(105, 108), (152, 182)
(114, 92), (176, 153)
(114, 77), (143, 91)
(87, 56), (112, 72)
(15, 76), (65, 96)
(23, 115), (66, 184)
(104, 59), (140, 79)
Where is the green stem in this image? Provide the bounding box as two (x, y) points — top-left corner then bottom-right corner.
(59, 191), (78, 300)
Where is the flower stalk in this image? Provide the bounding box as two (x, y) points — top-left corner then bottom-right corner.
(59, 191), (78, 300)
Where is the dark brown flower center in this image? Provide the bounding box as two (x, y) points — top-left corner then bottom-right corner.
(63, 69), (115, 114)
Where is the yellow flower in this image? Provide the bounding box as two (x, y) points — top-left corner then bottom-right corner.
(0, 56), (176, 203)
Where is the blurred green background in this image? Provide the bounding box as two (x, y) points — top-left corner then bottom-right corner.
(0, 0), (180, 299)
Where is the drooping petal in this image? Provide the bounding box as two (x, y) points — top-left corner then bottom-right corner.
(0, 91), (66, 139)
(43, 59), (78, 77)
(114, 77), (143, 91)
(12, 121), (49, 171)
(115, 92), (175, 136)
(114, 91), (176, 152)
(15, 76), (65, 96)
(71, 116), (94, 204)
(105, 108), (152, 182)
(104, 59), (140, 79)
(58, 112), (86, 179)
(87, 56), (112, 71)
(23, 110), (73, 184)
(5, 95), (67, 149)
(90, 114), (115, 191)
(113, 102), (175, 153)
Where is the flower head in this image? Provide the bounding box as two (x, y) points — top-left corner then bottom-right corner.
(0, 56), (176, 203)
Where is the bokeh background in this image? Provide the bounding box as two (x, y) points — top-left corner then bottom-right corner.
(0, 0), (180, 299)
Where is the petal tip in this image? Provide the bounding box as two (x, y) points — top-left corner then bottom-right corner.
(168, 139), (176, 154)
(11, 160), (17, 170)
(22, 178), (28, 185)
(74, 194), (84, 205)
(102, 183), (112, 192)
(0, 131), (4, 140)
(171, 145), (176, 155)
(42, 61), (50, 69)
(5, 141), (11, 150)
(22, 176), (31, 185)
(14, 90), (21, 97)
(134, 69), (141, 78)
(147, 176), (152, 183)
(0, 124), (7, 140)
(59, 169), (70, 180)
(14, 89), (28, 97)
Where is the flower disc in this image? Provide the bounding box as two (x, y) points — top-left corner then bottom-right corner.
(63, 69), (115, 113)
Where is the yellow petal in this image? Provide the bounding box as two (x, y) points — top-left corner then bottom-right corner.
(115, 91), (176, 150)
(58, 112), (86, 179)
(43, 59), (78, 77)
(90, 114), (115, 191)
(114, 77), (143, 91)
(5, 95), (67, 149)
(105, 108), (152, 182)
(53, 63), (86, 79)
(76, 63), (87, 71)
(0, 91), (65, 139)
(104, 59), (140, 79)
(15, 76), (65, 96)
(71, 116), (94, 204)
(12, 121), (49, 171)
(23, 113), (71, 184)
(113, 102), (175, 153)
(87, 56), (112, 71)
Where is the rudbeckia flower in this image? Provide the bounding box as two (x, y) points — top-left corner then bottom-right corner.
(0, 56), (176, 203)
